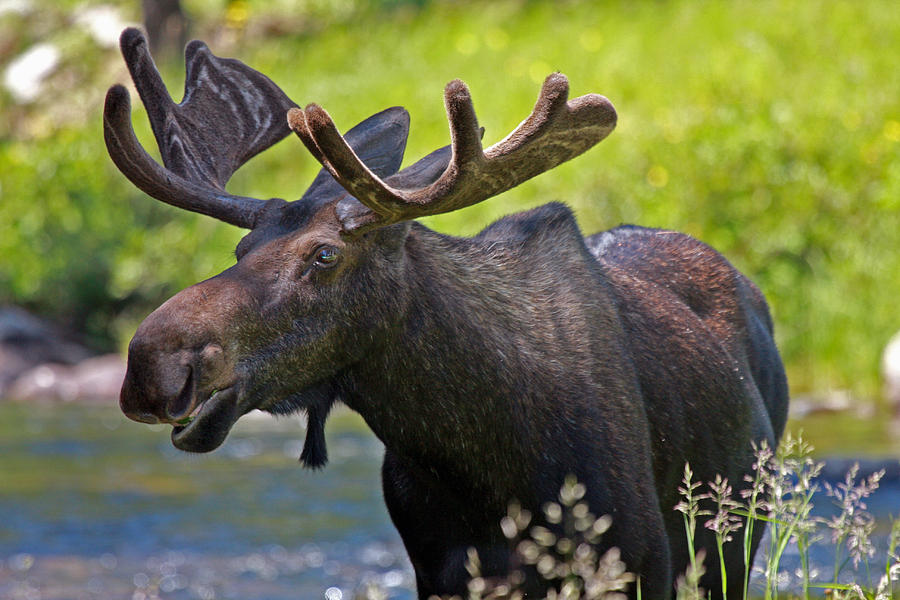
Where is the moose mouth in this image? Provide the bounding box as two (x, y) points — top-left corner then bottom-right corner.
(171, 386), (242, 452)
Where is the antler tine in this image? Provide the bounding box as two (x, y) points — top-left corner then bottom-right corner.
(288, 80), (485, 225)
(104, 28), (297, 228)
(291, 73), (616, 232)
(442, 79), (485, 166)
(485, 72), (572, 163)
(286, 107), (328, 168)
(289, 105), (406, 219)
(104, 85), (267, 227)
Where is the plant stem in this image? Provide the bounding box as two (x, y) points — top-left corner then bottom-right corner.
(716, 534), (727, 600)
(797, 532), (810, 600)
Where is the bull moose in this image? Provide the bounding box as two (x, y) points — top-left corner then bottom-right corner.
(105, 28), (788, 599)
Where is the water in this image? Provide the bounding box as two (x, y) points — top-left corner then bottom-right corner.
(0, 403), (897, 599)
(0, 403), (415, 599)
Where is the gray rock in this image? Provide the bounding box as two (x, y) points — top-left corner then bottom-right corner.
(0, 305), (95, 397)
(7, 353), (125, 404)
(883, 331), (900, 415)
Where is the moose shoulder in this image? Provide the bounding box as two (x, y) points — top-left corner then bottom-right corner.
(106, 28), (788, 599)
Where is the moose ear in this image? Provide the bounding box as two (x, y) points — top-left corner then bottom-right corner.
(300, 106), (409, 201)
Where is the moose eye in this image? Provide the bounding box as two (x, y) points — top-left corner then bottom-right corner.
(314, 246), (340, 267)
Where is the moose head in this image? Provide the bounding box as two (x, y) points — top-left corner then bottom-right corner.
(106, 28), (616, 458)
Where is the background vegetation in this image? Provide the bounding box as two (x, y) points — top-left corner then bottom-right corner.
(1, 0), (898, 400)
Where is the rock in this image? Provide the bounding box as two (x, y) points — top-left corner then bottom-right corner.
(72, 354), (126, 401)
(788, 389), (875, 419)
(0, 305), (94, 396)
(883, 331), (900, 415)
(7, 353), (125, 404)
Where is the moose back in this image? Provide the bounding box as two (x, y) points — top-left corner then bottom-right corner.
(106, 28), (788, 599)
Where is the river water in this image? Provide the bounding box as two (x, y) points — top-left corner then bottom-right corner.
(0, 404), (413, 599)
(0, 403), (897, 599)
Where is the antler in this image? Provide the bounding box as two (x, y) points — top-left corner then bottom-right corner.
(288, 73), (616, 232)
(104, 28), (297, 228)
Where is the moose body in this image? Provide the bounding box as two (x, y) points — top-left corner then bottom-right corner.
(106, 29), (787, 599)
(360, 212), (786, 597)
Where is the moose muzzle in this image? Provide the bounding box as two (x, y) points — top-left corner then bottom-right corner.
(119, 275), (248, 452)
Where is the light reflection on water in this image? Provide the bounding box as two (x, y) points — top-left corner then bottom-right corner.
(0, 403), (897, 599)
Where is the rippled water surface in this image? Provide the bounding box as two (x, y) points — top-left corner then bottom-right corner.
(0, 403), (414, 599)
(0, 403), (898, 599)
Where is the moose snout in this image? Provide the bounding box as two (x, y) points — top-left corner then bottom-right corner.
(118, 274), (243, 425)
(120, 340), (195, 424)
(120, 335), (229, 424)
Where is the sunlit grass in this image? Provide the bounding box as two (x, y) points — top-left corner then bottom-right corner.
(672, 434), (900, 600)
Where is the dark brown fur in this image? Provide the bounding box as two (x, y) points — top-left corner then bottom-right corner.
(120, 201), (787, 598)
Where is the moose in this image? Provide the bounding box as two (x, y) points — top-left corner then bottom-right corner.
(106, 28), (788, 599)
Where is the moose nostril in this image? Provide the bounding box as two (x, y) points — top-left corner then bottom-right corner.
(166, 365), (195, 419)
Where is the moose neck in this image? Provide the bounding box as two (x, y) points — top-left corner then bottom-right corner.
(337, 206), (631, 506)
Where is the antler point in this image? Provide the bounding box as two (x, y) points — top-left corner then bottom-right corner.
(286, 107), (306, 131)
(542, 72), (570, 94)
(444, 79), (469, 96)
(104, 84), (130, 116)
(571, 93), (618, 129)
(184, 39), (210, 60)
(119, 27), (146, 53)
(304, 104), (335, 132)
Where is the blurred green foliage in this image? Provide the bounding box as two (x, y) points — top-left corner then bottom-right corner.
(1, 0), (898, 397)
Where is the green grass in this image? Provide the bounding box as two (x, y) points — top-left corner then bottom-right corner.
(672, 434), (900, 600)
(2, 0), (899, 398)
